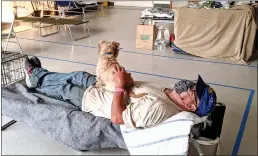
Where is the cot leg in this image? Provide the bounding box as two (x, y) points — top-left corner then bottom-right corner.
(100, 4), (104, 16)
(67, 24), (90, 41)
(86, 23), (91, 37)
(39, 23), (60, 37)
(67, 25), (75, 41)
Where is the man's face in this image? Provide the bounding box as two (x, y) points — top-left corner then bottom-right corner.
(171, 87), (198, 112)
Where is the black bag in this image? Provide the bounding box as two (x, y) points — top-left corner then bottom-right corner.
(200, 102), (226, 140)
(188, 103), (226, 155)
(190, 102), (226, 140)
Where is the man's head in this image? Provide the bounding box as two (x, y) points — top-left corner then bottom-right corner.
(172, 75), (217, 116)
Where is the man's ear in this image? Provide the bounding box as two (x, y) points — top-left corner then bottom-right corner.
(185, 103), (197, 112)
(98, 40), (106, 52)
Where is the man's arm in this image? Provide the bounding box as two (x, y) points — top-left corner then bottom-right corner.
(111, 91), (126, 124)
(111, 65), (130, 124)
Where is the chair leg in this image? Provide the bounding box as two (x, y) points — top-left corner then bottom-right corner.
(13, 30), (23, 54)
(4, 21), (15, 52)
(4, 34), (11, 52)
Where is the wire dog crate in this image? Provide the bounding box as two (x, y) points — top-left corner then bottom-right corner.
(1, 51), (27, 130)
(1, 51), (27, 87)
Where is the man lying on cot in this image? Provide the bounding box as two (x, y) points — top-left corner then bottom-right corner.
(24, 56), (217, 129)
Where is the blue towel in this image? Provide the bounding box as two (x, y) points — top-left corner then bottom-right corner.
(172, 43), (189, 55)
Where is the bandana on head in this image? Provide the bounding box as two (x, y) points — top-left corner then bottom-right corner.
(173, 76), (217, 117)
(174, 80), (196, 94)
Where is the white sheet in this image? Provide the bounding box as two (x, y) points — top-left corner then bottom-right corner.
(120, 111), (207, 155)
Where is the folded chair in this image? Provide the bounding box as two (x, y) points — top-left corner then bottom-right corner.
(2, 9), (23, 53)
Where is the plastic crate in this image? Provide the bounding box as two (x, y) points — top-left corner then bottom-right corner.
(1, 51), (27, 87)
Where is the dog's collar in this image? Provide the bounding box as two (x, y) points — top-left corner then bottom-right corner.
(103, 52), (113, 55)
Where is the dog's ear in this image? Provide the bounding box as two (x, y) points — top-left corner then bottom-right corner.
(98, 40), (106, 52)
(111, 41), (120, 58)
(111, 41), (120, 49)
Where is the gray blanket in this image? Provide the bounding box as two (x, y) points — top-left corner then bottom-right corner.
(2, 82), (127, 151)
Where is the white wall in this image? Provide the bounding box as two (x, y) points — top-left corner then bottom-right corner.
(153, 1), (170, 4)
(113, 1), (252, 8)
(114, 1), (153, 7)
(2, 1), (15, 23)
(171, 1), (188, 7)
(114, 0), (189, 8)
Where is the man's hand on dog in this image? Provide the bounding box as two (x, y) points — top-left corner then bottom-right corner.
(112, 64), (134, 88)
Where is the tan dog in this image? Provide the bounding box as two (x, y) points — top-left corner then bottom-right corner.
(96, 40), (147, 98)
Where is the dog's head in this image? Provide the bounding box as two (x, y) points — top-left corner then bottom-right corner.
(98, 40), (120, 58)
